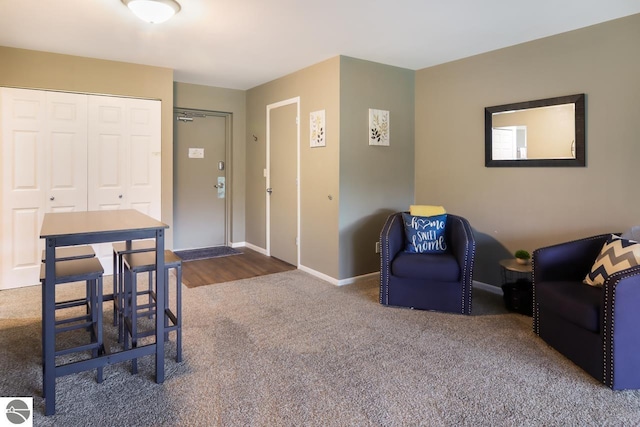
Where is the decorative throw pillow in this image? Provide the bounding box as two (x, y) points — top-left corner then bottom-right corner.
(584, 234), (640, 286)
(402, 213), (448, 253)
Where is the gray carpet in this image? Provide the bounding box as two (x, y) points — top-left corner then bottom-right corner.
(1, 271), (640, 426)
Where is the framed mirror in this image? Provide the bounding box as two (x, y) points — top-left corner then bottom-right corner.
(485, 93), (585, 167)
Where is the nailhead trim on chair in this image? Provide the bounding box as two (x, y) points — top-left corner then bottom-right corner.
(456, 216), (475, 315)
(379, 213), (398, 305)
(603, 267), (640, 388)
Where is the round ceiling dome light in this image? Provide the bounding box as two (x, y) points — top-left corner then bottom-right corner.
(122, 0), (181, 24)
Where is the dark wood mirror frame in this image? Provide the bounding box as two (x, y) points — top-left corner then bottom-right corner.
(485, 93), (586, 167)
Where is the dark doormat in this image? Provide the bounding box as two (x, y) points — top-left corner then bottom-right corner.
(174, 246), (241, 262)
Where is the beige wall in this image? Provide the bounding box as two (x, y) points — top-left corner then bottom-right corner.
(415, 14), (640, 286)
(173, 82), (247, 243)
(246, 57), (341, 277)
(339, 57), (414, 279)
(0, 46), (176, 245)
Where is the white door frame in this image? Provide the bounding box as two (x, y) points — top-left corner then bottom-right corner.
(266, 96), (300, 265)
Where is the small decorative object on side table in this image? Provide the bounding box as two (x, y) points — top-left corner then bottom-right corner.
(499, 258), (533, 316)
(514, 249), (531, 265)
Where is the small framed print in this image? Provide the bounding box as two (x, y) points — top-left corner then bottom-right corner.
(369, 108), (389, 146)
(310, 110), (326, 147)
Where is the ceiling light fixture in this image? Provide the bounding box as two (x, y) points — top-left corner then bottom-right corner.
(122, 0), (181, 24)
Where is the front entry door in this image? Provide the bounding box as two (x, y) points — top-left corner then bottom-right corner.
(267, 99), (299, 266)
(174, 110), (228, 250)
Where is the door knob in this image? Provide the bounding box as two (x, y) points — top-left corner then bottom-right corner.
(49, 196), (55, 201)
(119, 194), (123, 199)
(266, 188), (273, 194)
(214, 182), (224, 189)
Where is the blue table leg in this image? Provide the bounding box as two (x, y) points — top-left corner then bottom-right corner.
(155, 229), (165, 384)
(43, 239), (56, 416)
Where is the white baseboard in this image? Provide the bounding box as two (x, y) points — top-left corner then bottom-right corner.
(236, 242), (267, 255)
(298, 266), (380, 287)
(474, 280), (503, 295)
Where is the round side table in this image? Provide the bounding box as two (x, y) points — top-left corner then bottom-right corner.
(499, 259), (532, 283)
(499, 258), (533, 316)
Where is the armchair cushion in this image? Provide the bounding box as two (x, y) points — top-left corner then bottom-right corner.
(402, 213), (448, 253)
(584, 234), (640, 286)
(391, 252), (460, 281)
(536, 281), (602, 332)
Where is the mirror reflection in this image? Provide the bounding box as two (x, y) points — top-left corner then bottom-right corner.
(485, 94), (585, 167)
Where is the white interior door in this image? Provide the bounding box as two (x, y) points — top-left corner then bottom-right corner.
(1, 88), (87, 289)
(267, 98), (299, 266)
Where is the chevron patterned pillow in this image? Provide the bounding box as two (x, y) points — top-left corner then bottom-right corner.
(584, 234), (640, 286)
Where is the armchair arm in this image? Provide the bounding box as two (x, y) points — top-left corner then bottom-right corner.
(379, 212), (405, 305)
(380, 212), (405, 263)
(532, 234), (610, 283)
(446, 214), (476, 282)
(601, 265), (640, 389)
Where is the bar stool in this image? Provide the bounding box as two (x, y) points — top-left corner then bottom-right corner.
(112, 240), (156, 341)
(42, 246), (96, 315)
(40, 256), (105, 389)
(122, 250), (182, 374)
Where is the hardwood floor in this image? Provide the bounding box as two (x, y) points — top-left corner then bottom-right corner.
(181, 247), (296, 288)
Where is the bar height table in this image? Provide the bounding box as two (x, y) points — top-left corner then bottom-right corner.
(40, 209), (169, 416)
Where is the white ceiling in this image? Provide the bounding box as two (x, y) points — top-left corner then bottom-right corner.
(1, 1), (639, 90)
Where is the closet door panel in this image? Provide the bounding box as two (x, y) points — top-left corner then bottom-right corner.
(1, 88), (45, 288)
(46, 91), (88, 213)
(88, 96), (128, 211)
(0, 88), (87, 289)
(127, 98), (161, 219)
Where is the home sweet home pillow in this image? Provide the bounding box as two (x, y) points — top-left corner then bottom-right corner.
(584, 234), (640, 286)
(402, 213), (448, 253)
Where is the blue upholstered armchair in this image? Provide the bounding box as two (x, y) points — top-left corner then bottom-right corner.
(533, 234), (640, 389)
(379, 212), (476, 314)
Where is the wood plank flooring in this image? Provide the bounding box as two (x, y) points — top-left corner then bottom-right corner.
(181, 247), (296, 288)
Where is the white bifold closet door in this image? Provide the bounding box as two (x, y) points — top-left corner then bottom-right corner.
(0, 87), (161, 289)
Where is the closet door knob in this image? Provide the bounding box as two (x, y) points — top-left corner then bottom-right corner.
(49, 196), (55, 201)
(119, 194), (123, 199)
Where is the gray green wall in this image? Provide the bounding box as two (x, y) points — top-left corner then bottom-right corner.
(246, 57), (341, 277)
(173, 82), (247, 244)
(415, 14), (640, 286)
(245, 56), (414, 281)
(0, 46), (176, 245)
(339, 57), (414, 279)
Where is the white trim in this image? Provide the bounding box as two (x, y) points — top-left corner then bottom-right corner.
(266, 96), (301, 266)
(299, 265), (379, 287)
(239, 242), (268, 255)
(473, 280), (503, 295)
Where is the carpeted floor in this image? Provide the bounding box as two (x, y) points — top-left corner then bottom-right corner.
(1, 271), (640, 426)
(174, 246), (241, 261)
